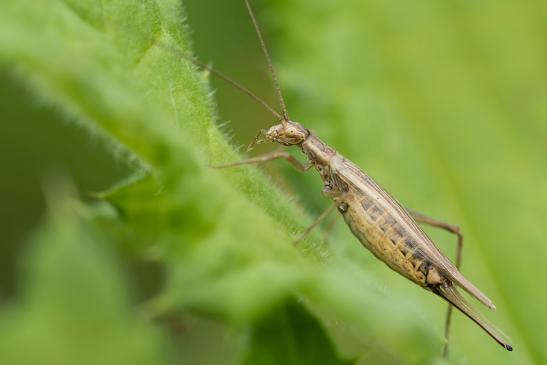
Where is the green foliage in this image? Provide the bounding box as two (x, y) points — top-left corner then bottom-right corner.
(0, 0), (545, 364)
(242, 301), (353, 365)
(272, 0), (547, 364)
(0, 193), (172, 365)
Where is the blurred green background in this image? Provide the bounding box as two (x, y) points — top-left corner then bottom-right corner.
(1, 0), (546, 364)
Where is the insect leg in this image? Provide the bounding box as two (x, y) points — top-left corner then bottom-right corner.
(407, 209), (463, 266)
(212, 151), (311, 172)
(293, 204), (337, 245)
(322, 213), (340, 244)
(407, 209), (463, 359)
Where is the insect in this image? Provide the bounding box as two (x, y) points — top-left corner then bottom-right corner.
(191, 0), (513, 357)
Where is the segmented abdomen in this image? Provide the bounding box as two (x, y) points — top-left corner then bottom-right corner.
(341, 194), (431, 286)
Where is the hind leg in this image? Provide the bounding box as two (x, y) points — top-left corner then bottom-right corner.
(407, 209), (463, 359)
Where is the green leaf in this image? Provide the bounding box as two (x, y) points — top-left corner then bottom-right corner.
(0, 0), (443, 362)
(0, 0), (316, 326)
(0, 0), (441, 362)
(243, 300), (353, 365)
(4, 0), (543, 363)
(0, 193), (172, 365)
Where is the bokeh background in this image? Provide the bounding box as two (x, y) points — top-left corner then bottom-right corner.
(1, 0), (546, 364)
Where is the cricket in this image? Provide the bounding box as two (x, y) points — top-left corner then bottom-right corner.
(190, 0), (513, 357)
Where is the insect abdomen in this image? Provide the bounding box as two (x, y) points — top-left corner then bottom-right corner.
(341, 195), (431, 286)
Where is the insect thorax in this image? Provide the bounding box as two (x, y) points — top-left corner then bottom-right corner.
(300, 135), (348, 195)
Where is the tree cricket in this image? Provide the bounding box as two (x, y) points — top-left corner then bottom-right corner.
(193, 0), (513, 357)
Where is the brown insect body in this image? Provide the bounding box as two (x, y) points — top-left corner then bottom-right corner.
(269, 121), (448, 287)
(266, 121), (512, 351)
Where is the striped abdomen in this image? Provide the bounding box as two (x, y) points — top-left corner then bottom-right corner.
(341, 194), (433, 286)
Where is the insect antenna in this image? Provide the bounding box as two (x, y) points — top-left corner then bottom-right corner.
(190, 56), (283, 120)
(243, 0), (290, 124)
(118, 18), (284, 121)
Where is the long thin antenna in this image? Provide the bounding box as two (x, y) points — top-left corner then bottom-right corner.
(243, 0), (290, 123)
(189, 56), (283, 120)
(117, 10), (285, 121)
(129, 26), (283, 120)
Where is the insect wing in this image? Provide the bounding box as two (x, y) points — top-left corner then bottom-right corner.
(433, 283), (512, 350)
(336, 158), (496, 309)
